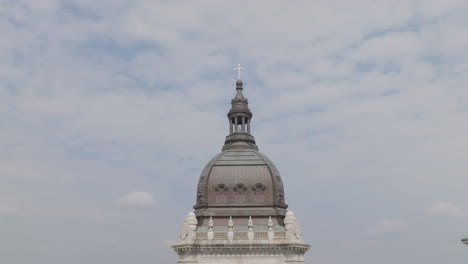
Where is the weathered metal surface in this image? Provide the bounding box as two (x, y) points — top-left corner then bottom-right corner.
(194, 148), (287, 215)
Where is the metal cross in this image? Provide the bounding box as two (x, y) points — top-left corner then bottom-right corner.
(233, 64), (245, 79)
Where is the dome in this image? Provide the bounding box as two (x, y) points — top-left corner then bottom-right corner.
(193, 79), (287, 218)
(194, 142), (287, 217)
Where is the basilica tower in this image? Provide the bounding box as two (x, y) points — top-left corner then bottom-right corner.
(172, 71), (310, 264)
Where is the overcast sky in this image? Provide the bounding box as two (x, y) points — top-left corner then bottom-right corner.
(1, 0), (468, 263)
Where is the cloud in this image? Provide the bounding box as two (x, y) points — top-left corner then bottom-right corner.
(0, 203), (24, 217)
(35, 206), (111, 221)
(428, 202), (464, 216)
(115, 191), (155, 207)
(367, 219), (407, 236)
(1, 0), (468, 263)
(155, 239), (177, 250)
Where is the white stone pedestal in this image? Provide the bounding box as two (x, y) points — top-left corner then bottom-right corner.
(172, 243), (310, 264)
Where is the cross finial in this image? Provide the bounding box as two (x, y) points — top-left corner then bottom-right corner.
(233, 64), (245, 79)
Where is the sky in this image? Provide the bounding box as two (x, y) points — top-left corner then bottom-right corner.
(1, 0), (468, 263)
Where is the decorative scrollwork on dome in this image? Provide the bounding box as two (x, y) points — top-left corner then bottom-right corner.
(215, 183), (228, 194)
(276, 176), (285, 204)
(233, 183), (247, 193)
(252, 183), (266, 194)
(196, 176), (206, 204)
(277, 192), (284, 203)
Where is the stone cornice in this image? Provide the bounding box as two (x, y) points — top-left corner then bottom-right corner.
(172, 243), (310, 255)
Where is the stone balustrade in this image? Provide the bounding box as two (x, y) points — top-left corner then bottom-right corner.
(178, 213), (304, 245)
(192, 231), (289, 245)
